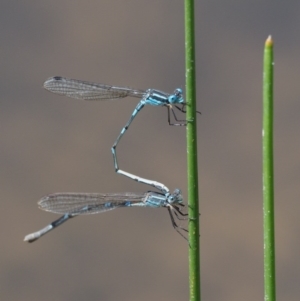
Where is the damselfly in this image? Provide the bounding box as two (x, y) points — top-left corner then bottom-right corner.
(43, 77), (194, 185)
(24, 189), (188, 243)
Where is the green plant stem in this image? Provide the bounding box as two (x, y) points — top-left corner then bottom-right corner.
(262, 35), (276, 301)
(185, 1), (200, 301)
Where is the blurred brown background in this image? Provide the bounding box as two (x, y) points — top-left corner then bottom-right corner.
(1, 1), (300, 301)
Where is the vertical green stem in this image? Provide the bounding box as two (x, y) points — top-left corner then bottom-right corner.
(185, 1), (200, 301)
(262, 35), (276, 301)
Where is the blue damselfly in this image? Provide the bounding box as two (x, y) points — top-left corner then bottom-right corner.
(43, 77), (194, 186)
(24, 189), (187, 243)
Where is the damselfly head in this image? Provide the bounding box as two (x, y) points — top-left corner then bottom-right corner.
(169, 88), (184, 104)
(168, 189), (183, 204)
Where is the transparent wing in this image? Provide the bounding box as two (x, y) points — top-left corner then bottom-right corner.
(43, 76), (146, 101)
(38, 192), (147, 215)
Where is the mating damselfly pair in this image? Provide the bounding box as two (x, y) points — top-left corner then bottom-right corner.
(24, 76), (196, 243)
